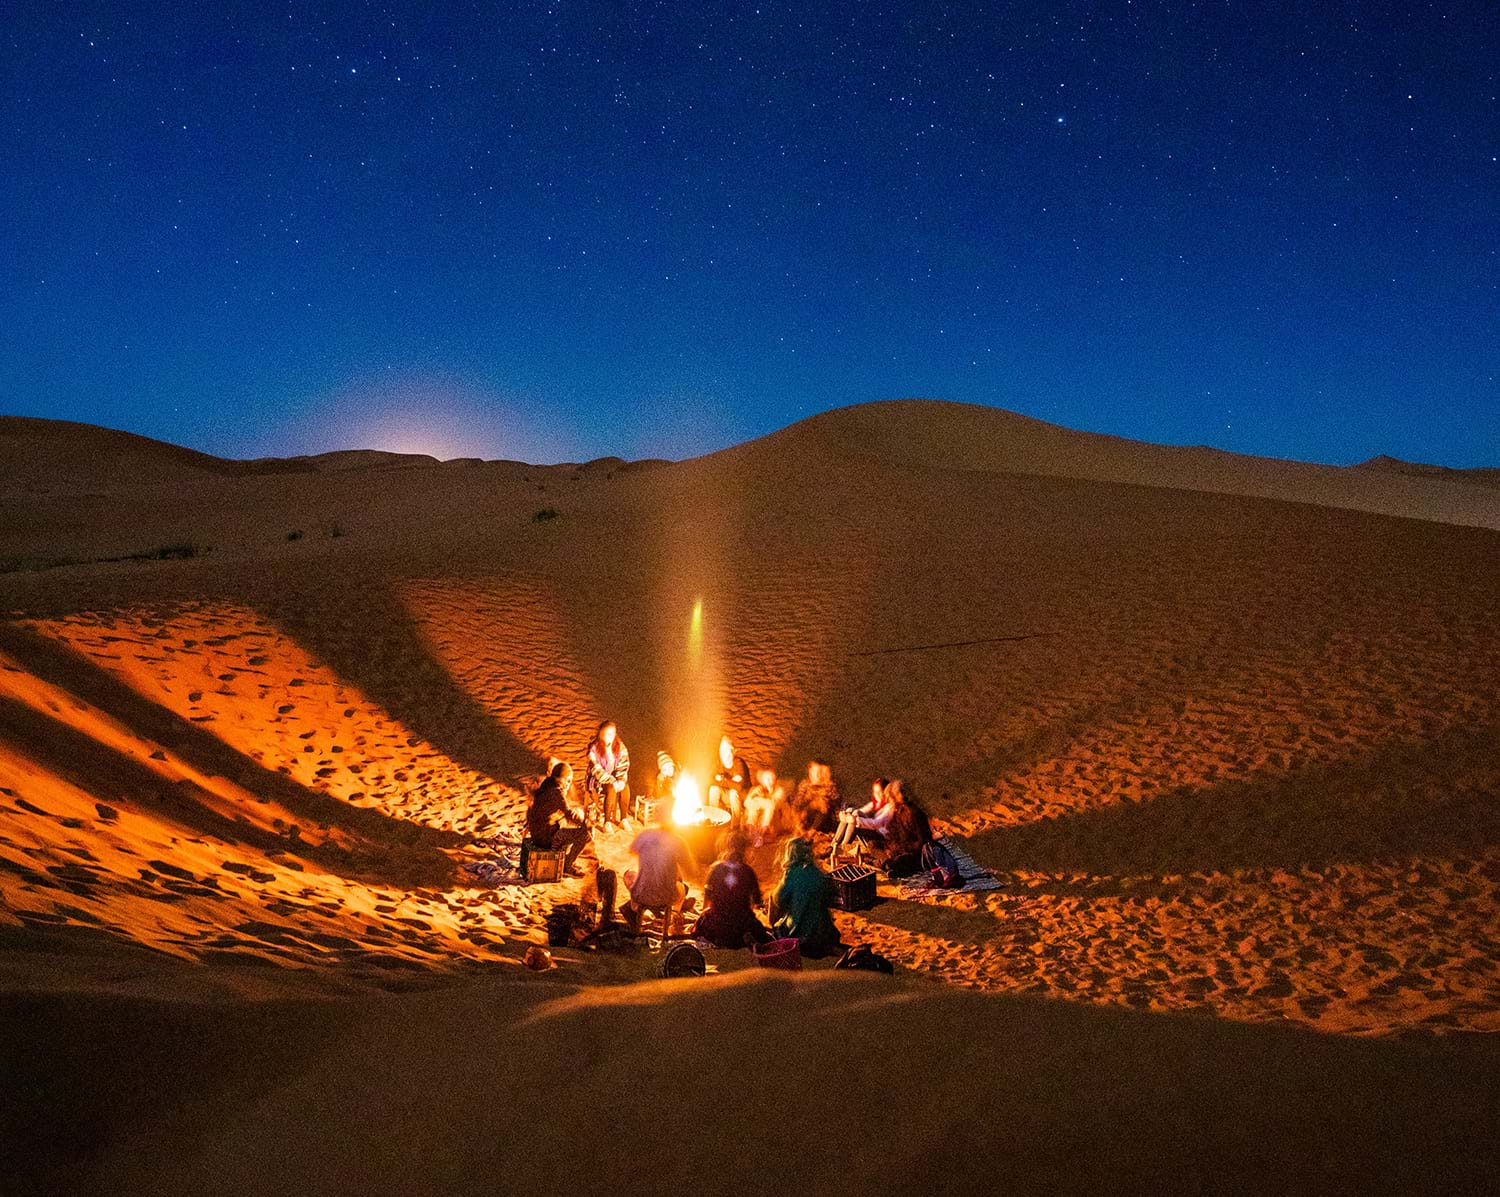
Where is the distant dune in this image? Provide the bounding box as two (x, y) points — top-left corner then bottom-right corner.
(1, 399), (1497, 1192)
(745, 400), (1500, 530)
(6, 402), (1495, 528)
(1354, 452), (1500, 490)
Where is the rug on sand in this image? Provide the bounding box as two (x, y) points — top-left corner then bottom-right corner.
(897, 837), (1005, 900)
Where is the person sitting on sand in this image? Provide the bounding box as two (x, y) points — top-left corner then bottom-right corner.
(789, 759), (841, 834)
(526, 761), (591, 877)
(653, 751), (678, 801)
(708, 736), (751, 824)
(623, 801), (694, 932)
(693, 831), (771, 948)
(868, 779), (933, 878)
(584, 719), (631, 830)
(828, 777), (892, 864)
(769, 836), (842, 959)
(742, 767), (785, 841)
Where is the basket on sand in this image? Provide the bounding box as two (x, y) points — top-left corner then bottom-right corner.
(752, 937), (802, 970)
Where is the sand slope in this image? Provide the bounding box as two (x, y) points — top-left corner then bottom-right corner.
(5, 970), (1498, 1196)
(1, 400), (1498, 1189)
(750, 400), (1500, 530)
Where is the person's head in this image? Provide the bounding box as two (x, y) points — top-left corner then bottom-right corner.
(755, 767), (776, 790)
(550, 760), (572, 787)
(871, 777), (889, 803)
(779, 836), (816, 874)
(807, 760), (829, 785)
(719, 735), (734, 770)
(720, 830), (750, 863)
(885, 778), (904, 804)
(657, 751), (676, 778)
(596, 720), (617, 749)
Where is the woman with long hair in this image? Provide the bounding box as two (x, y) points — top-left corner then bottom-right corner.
(584, 719), (631, 829)
(768, 836), (842, 959)
(829, 776), (892, 864)
(872, 779), (933, 878)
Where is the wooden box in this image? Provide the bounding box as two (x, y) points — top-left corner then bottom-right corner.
(831, 863), (878, 911)
(521, 838), (567, 884)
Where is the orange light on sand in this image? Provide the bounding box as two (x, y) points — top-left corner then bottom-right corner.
(672, 771), (705, 825)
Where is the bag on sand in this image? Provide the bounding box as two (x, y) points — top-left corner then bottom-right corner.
(834, 944), (894, 975)
(920, 840), (963, 888)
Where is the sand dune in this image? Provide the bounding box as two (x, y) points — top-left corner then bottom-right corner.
(746, 400), (1500, 530)
(1, 400), (1497, 1189)
(6, 970), (1498, 1195)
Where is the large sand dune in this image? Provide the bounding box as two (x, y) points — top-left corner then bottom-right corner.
(1, 400), (1497, 1190)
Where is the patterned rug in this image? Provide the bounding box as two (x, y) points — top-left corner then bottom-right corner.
(895, 837), (1006, 900)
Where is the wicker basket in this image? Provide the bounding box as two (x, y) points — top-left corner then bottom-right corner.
(752, 937), (803, 970)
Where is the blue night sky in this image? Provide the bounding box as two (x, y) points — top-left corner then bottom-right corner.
(2, 2), (1496, 467)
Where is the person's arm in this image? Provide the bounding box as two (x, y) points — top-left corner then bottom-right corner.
(613, 744), (630, 786)
(585, 747), (610, 790)
(704, 863), (725, 906)
(857, 803), (894, 832)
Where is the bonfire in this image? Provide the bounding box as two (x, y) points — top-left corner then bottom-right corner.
(670, 771), (729, 829)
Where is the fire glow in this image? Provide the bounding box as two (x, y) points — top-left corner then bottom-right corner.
(671, 771), (706, 825)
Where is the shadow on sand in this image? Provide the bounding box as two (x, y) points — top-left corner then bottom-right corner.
(0, 623), (459, 887)
(963, 720), (1500, 877)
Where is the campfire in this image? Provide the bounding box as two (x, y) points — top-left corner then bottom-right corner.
(671, 771), (729, 828)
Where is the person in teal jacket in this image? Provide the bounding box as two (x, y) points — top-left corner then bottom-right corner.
(769, 837), (842, 959)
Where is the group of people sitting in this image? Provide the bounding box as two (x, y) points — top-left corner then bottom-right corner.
(523, 718), (945, 959)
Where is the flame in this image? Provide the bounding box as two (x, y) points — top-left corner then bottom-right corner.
(672, 771), (704, 825)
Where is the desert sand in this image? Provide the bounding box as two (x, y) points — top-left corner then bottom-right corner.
(2, 400), (1498, 1192)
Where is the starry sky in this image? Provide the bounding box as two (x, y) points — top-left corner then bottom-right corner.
(2, 2), (1496, 467)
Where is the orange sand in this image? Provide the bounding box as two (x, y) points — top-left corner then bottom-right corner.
(1, 401), (1497, 1190)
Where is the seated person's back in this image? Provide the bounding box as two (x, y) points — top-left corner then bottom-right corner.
(695, 832), (770, 947)
(770, 836), (842, 958)
(628, 820), (692, 910)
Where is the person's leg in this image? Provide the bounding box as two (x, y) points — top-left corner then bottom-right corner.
(559, 825), (589, 872)
(828, 812), (852, 859)
(667, 879), (690, 938)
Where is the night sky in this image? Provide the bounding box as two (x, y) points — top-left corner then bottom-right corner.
(3, 2), (1496, 467)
